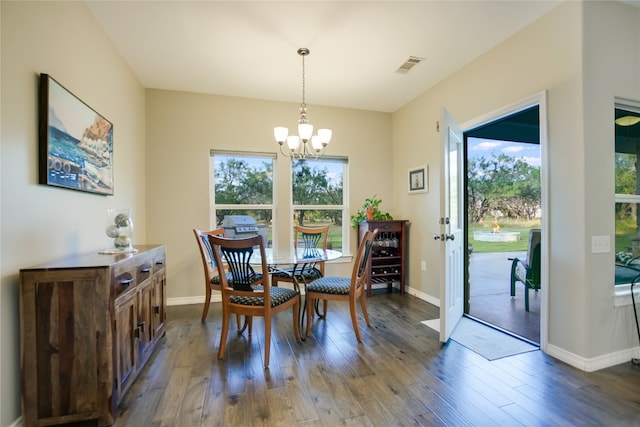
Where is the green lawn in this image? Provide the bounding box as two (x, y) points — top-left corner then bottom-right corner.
(469, 218), (541, 253)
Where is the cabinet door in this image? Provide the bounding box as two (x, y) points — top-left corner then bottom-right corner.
(151, 268), (166, 340)
(20, 269), (108, 426)
(136, 279), (155, 366)
(114, 291), (137, 401)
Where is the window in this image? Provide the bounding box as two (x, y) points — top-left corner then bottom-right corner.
(291, 158), (348, 252)
(211, 152), (275, 247)
(614, 103), (640, 286)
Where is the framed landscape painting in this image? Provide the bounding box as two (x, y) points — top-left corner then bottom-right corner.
(408, 164), (428, 194)
(39, 74), (114, 195)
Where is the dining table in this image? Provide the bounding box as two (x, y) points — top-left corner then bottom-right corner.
(253, 246), (343, 339)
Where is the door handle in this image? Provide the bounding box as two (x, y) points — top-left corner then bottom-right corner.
(434, 234), (455, 241)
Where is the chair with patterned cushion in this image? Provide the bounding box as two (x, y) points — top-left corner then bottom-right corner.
(193, 228), (263, 327)
(272, 225), (329, 287)
(305, 229), (378, 343)
(208, 234), (300, 368)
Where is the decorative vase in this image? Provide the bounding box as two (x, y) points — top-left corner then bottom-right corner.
(101, 208), (136, 254)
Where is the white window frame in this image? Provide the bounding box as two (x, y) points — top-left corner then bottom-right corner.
(210, 150), (277, 246)
(290, 156), (351, 256)
(614, 99), (640, 306)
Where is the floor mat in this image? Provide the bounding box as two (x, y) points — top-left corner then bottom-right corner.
(450, 317), (538, 360)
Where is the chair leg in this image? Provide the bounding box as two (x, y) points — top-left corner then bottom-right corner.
(201, 287), (212, 321)
(293, 298), (301, 343)
(349, 298), (363, 343)
(322, 300), (328, 318)
(264, 315), (271, 368)
(217, 312), (231, 360)
(510, 262), (518, 297)
(525, 283), (530, 312)
(305, 296), (314, 338)
(359, 292), (371, 327)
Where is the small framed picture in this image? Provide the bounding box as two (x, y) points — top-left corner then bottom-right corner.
(408, 165), (428, 194)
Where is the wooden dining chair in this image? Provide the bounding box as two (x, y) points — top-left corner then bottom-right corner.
(305, 229), (378, 343)
(193, 228), (229, 321)
(208, 234), (300, 368)
(272, 225), (329, 288)
(193, 228), (263, 327)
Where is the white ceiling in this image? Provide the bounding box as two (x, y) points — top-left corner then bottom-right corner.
(85, 1), (565, 113)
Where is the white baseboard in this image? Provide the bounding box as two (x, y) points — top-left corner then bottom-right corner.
(546, 343), (640, 372)
(167, 295), (219, 306)
(406, 286), (440, 307)
(9, 416), (22, 427)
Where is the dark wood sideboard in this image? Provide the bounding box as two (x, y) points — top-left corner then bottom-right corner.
(19, 245), (166, 427)
(358, 220), (408, 297)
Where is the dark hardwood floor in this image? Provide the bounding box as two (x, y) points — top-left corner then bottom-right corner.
(114, 293), (640, 427)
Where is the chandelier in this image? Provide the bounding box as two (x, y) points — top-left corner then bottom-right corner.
(274, 48), (332, 159)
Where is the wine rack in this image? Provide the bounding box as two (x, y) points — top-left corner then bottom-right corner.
(358, 220), (408, 297)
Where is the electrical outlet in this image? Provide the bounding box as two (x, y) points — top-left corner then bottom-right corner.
(591, 235), (610, 254)
(421, 261), (427, 271)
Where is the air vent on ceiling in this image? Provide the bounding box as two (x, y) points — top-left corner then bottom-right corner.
(396, 56), (425, 73)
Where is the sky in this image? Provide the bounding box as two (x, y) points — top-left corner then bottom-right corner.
(467, 137), (541, 168)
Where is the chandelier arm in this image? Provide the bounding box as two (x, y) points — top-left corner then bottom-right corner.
(279, 144), (293, 158)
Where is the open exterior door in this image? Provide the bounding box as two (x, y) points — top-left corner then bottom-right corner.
(438, 108), (465, 342)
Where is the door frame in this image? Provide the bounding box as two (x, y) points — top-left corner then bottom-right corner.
(460, 91), (549, 351)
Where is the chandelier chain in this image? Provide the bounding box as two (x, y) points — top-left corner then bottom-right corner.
(301, 51), (306, 107)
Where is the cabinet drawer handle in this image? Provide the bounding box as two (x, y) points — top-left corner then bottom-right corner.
(140, 267), (151, 274)
(120, 278), (133, 287)
(138, 321), (146, 333)
(154, 305), (160, 314)
(155, 261), (164, 266)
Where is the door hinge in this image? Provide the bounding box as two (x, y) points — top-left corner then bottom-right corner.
(436, 121), (440, 132)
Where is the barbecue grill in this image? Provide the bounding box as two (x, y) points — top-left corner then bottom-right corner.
(221, 215), (269, 245)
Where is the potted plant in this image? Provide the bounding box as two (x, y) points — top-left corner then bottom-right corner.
(350, 195), (393, 229)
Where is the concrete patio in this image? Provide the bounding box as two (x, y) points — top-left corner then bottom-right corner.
(468, 251), (540, 343)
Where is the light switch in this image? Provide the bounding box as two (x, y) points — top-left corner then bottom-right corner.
(591, 235), (610, 254)
(421, 261), (427, 271)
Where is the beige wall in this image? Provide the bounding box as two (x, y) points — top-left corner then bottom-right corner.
(393, 0), (640, 366)
(145, 89), (393, 301)
(582, 1), (640, 358)
(0, 2), (146, 425)
(2, 0), (640, 425)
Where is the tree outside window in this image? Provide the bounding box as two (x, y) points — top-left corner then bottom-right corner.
(292, 158), (347, 252)
(211, 153), (275, 247)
